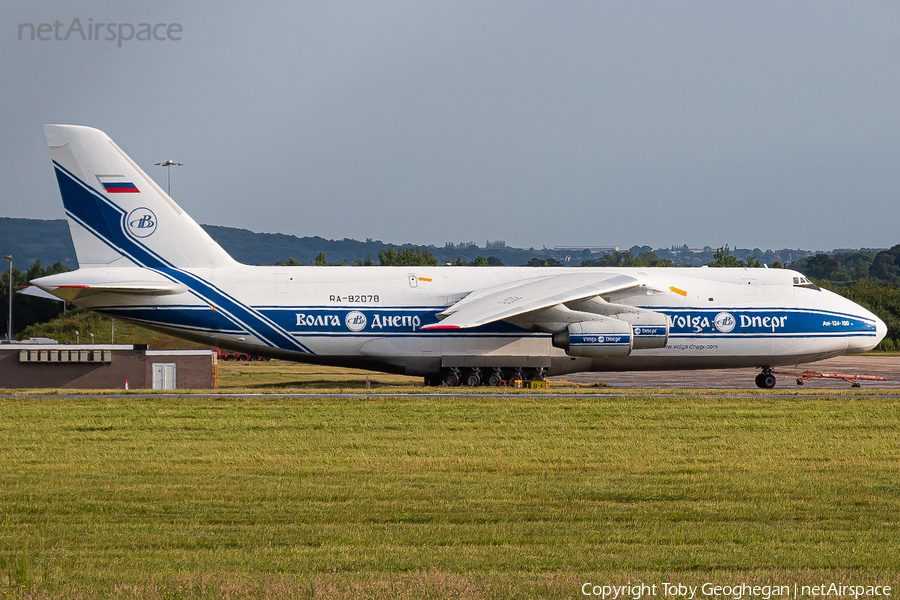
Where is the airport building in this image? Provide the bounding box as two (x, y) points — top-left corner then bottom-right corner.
(0, 343), (217, 389)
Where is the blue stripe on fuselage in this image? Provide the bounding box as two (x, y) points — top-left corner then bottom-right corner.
(95, 306), (246, 334)
(265, 306), (876, 339)
(653, 307), (876, 337)
(86, 302), (879, 339)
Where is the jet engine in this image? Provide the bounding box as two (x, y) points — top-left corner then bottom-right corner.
(615, 311), (669, 349)
(565, 297), (669, 350)
(551, 317), (633, 358)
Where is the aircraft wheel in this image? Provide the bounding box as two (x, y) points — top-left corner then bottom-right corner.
(506, 369), (524, 384)
(527, 368), (546, 382)
(463, 371), (481, 387)
(485, 371), (502, 387)
(755, 373), (776, 389)
(443, 371), (460, 387)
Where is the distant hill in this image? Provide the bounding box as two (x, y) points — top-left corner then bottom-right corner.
(0, 216), (868, 269)
(202, 225), (559, 266)
(0, 217), (562, 267)
(0, 218), (77, 268)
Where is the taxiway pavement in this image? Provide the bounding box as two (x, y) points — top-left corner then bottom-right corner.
(552, 355), (900, 389)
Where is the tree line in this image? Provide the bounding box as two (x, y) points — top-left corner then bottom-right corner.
(1, 260), (70, 337)
(792, 245), (900, 352)
(277, 247), (504, 267)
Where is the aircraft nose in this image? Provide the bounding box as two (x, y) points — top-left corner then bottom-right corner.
(875, 315), (888, 346)
(845, 303), (888, 354)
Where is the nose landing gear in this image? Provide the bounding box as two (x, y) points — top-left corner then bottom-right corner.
(755, 368), (776, 389)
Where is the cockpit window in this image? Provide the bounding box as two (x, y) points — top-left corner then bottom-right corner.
(793, 275), (820, 291)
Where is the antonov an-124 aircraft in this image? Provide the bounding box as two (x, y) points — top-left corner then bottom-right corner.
(33, 125), (887, 388)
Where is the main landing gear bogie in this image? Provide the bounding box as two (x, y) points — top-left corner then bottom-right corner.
(426, 367), (546, 387)
(755, 368), (776, 389)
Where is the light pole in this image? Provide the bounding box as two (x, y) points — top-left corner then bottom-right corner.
(4, 255), (11, 342)
(155, 158), (184, 196)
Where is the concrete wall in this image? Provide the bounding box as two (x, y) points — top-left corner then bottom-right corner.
(0, 345), (216, 389)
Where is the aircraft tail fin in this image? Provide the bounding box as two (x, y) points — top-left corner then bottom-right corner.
(44, 124), (238, 269)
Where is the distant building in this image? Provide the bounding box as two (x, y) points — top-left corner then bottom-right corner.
(552, 246), (618, 253)
(0, 343), (216, 389)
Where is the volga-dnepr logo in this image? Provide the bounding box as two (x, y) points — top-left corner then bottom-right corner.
(345, 311), (367, 332)
(126, 207), (157, 238)
(714, 312), (736, 333)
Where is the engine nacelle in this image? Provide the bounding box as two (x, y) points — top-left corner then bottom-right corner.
(551, 318), (633, 358)
(615, 312), (669, 350)
(566, 296), (669, 350)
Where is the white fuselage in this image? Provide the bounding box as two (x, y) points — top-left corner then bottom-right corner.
(54, 265), (886, 377)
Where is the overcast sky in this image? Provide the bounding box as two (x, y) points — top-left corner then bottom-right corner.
(2, 1), (899, 252)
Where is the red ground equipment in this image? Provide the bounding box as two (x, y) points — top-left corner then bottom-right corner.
(215, 348), (269, 362)
(773, 370), (888, 388)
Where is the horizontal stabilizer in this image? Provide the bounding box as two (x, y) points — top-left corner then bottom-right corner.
(17, 285), (65, 302)
(47, 282), (188, 301)
(31, 268), (188, 301)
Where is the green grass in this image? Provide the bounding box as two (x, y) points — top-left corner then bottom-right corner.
(1, 394), (899, 599)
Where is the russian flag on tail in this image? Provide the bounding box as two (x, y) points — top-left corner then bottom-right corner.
(102, 181), (140, 193)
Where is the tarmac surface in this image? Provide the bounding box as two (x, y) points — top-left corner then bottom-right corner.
(552, 355), (900, 389)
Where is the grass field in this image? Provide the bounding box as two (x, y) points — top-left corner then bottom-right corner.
(1, 392), (899, 599)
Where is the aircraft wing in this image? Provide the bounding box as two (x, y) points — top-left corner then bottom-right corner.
(423, 272), (639, 330)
